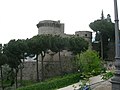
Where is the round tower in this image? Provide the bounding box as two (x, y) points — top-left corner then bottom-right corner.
(75, 31), (92, 42)
(37, 20), (64, 35)
(75, 31), (92, 49)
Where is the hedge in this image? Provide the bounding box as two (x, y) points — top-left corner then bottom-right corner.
(17, 73), (81, 90)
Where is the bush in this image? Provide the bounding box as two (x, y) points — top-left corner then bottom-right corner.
(75, 50), (103, 75)
(102, 71), (114, 80)
(18, 80), (36, 86)
(17, 73), (81, 90)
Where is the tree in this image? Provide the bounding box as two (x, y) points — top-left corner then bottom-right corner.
(27, 35), (50, 81)
(3, 40), (23, 88)
(37, 35), (51, 81)
(27, 36), (41, 82)
(15, 39), (28, 86)
(0, 44), (7, 90)
(50, 35), (68, 75)
(89, 19), (115, 41)
(68, 36), (88, 55)
(67, 36), (88, 73)
(89, 19), (115, 59)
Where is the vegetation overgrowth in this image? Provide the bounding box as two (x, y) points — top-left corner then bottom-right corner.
(75, 50), (104, 75)
(17, 50), (105, 90)
(102, 71), (114, 80)
(0, 35), (88, 90)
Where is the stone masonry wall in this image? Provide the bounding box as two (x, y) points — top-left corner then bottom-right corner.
(17, 50), (75, 80)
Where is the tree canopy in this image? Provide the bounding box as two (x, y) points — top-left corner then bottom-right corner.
(89, 19), (115, 42)
(68, 36), (88, 55)
(0, 34), (89, 85)
(89, 16), (115, 59)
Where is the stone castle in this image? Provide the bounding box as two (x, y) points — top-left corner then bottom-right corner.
(37, 20), (92, 43)
(18, 20), (92, 80)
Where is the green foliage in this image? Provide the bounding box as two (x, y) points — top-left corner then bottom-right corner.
(102, 71), (114, 80)
(17, 73), (81, 90)
(89, 19), (115, 59)
(68, 36), (88, 55)
(3, 40), (22, 68)
(0, 44), (7, 66)
(49, 35), (68, 76)
(2, 39), (29, 88)
(76, 50), (103, 75)
(18, 80), (36, 86)
(27, 35), (52, 81)
(49, 35), (69, 56)
(89, 19), (115, 41)
(0, 44), (8, 90)
(0, 34), (90, 89)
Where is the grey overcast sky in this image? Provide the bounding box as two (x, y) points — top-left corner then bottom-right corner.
(0, 0), (119, 44)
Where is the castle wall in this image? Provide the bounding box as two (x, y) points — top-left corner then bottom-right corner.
(17, 50), (74, 80)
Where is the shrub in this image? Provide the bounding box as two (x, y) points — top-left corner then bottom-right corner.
(102, 71), (114, 80)
(18, 80), (36, 86)
(17, 73), (81, 90)
(75, 50), (103, 75)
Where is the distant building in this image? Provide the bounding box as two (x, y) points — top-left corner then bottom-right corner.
(37, 20), (92, 45)
(36, 20), (92, 78)
(18, 20), (92, 80)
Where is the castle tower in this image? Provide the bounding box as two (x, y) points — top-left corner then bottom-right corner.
(36, 20), (64, 35)
(75, 31), (92, 42)
(75, 31), (92, 49)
